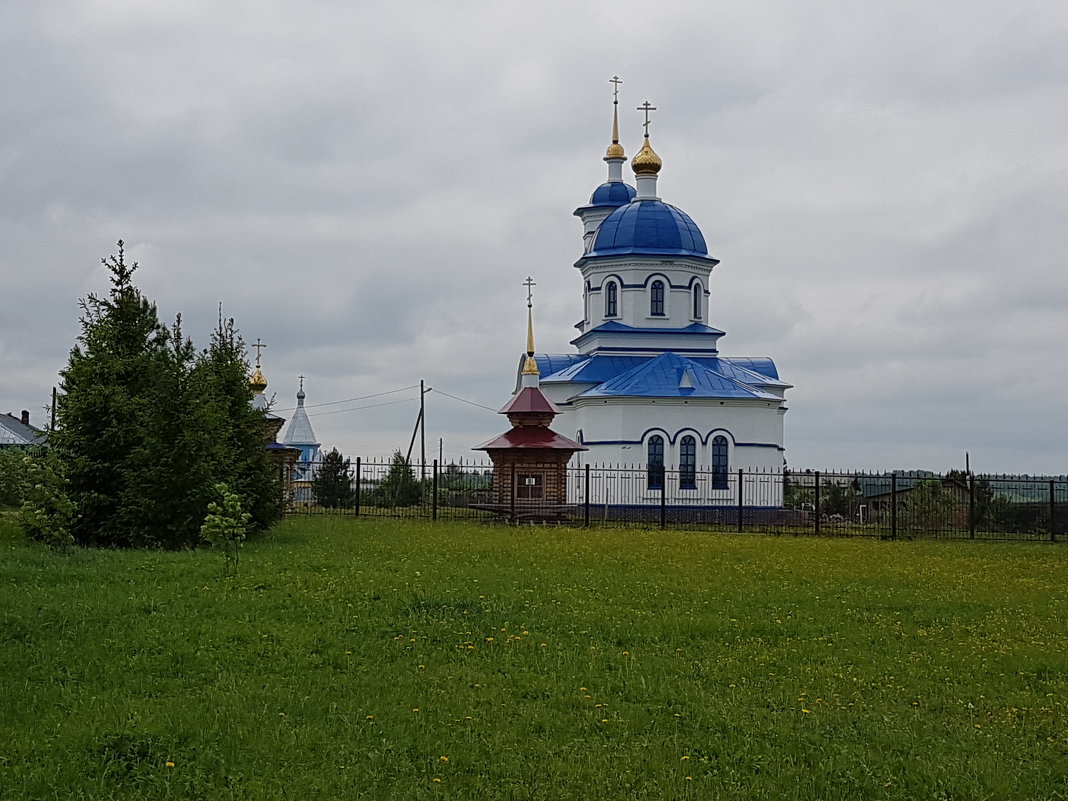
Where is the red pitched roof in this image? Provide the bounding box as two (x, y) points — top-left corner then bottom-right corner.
(475, 427), (585, 451)
(498, 386), (558, 415)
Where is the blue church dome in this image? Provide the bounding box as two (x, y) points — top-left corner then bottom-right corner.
(589, 181), (636, 207)
(589, 199), (709, 258)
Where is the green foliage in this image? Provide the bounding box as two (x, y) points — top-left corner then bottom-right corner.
(199, 482), (251, 575)
(0, 448), (28, 508)
(820, 479), (861, 517)
(194, 316), (282, 531)
(311, 448), (355, 508)
(50, 242), (282, 549)
(17, 452), (75, 550)
(0, 519), (1064, 799)
(373, 449), (422, 507)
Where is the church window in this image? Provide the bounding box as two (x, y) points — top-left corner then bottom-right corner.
(605, 281), (618, 317)
(584, 281), (591, 321)
(711, 435), (729, 490)
(680, 436), (697, 490)
(693, 284), (702, 319)
(650, 280), (665, 316)
(647, 435), (665, 490)
(516, 473), (544, 500)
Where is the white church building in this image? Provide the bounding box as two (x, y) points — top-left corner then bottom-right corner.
(525, 90), (790, 507)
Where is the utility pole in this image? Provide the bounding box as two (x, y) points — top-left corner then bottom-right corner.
(420, 379), (426, 484)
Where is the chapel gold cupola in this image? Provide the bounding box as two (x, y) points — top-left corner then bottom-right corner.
(631, 100), (662, 199)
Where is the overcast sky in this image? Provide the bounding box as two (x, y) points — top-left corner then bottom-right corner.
(2, 1), (1066, 474)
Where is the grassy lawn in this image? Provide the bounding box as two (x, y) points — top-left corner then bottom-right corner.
(1, 516), (1065, 800)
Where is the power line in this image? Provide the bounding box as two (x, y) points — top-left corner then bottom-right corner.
(306, 396), (420, 418)
(274, 384), (420, 414)
(430, 388), (497, 412)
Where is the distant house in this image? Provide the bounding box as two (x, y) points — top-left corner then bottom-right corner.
(0, 410), (46, 451)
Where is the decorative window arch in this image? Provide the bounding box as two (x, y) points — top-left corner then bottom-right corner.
(679, 435), (697, 490)
(647, 435), (665, 490)
(692, 283), (702, 320)
(650, 280), (665, 316)
(605, 281), (618, 318)
(584, 281), (591, 321)
(711, 435), (729, 490)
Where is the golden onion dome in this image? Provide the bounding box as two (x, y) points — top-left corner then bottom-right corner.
(631, 136), (662, 175)
(522, 355), (540, 376)
(605, 141), (626, 159)
(249, 367), (268, 393)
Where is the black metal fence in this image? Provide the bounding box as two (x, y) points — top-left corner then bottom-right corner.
(289, 458), (1066, 543)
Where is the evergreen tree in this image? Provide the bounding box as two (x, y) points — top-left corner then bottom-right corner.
(193, 316), (283, 531)
(376, 450), (422, 507)
(52, 242), (175, 547)
(312, 448), (355, 508)
(52, 242), (282, 547)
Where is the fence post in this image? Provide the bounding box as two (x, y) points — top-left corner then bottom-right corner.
(584, 464), (590, 528)
(1050, 480), (1057, 543)
(659, 472), (666, 529)
(509, 462), (517, 524)
(432, 459), (439, 522)
(814, 471), (821, 537)
(891, 472), (898, 540)
(737, 469), (744, 533)
(968, 473), (976, 539)
(354, 457), (361, 516)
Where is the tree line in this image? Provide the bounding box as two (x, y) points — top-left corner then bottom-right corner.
(16, 242), (281, 549)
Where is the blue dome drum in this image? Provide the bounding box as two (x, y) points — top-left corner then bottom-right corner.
(589, 199), (709, 258)
(589, 181), (637, 207)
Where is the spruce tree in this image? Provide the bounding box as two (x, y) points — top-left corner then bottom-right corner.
(312, 448), (355, 508)
(53, 242), (174, 546)
(376, 449), (422, 507)
(193, 316), (283, 531)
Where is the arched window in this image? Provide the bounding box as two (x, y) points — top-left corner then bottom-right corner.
(584, 281), (591, 321)
(605, 281), (618, 318)
(647, 435), (664, 490)
(679, 435), (697, 490)
(693, 284), (702, 319)
(650, 280), (665, 316)
(711, 435), (729, 490)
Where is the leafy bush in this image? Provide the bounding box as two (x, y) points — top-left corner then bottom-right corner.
(18, 452), (75, 551)
(200, 483), (251, 575)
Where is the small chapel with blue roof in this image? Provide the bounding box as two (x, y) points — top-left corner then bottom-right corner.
(524, 83), (790, 505)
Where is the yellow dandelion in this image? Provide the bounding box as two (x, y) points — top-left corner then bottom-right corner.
(802, 708), (811, 714)
(685, 776), (693, 781)
(412, 708), (420, 712)
(681, 755), (690, 761)
(165, 761), (175, 768)
(433, 777), (442, 783)
(366, 715), (375, 720)
(440, 756), (449, 762)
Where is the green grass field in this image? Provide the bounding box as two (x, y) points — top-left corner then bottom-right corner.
(1, 516), (1065, 800)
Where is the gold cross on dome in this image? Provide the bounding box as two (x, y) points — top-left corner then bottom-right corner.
(637, 100), (657, 136)
(298, 374), (305, 391)
(523, 276), (536, 308)
(252, 338), (267, 368)
(609, 75), (622, 103)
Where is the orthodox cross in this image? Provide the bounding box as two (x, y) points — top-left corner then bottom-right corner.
(298, 374), (305, 392)
(523, 276), (536, 309)
(637, 100), (657, 136)
(609, 75), (622, 103)
(252, 337), (267, 368)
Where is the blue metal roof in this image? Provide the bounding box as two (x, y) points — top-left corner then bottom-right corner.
(589, 181), (636, 207)
(532, 353), (588, 378)
(576, 352), (782, 400)
(589, 200), (709, 258)
(541, 354), (645, 383)
(690, 357), (789, 387)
